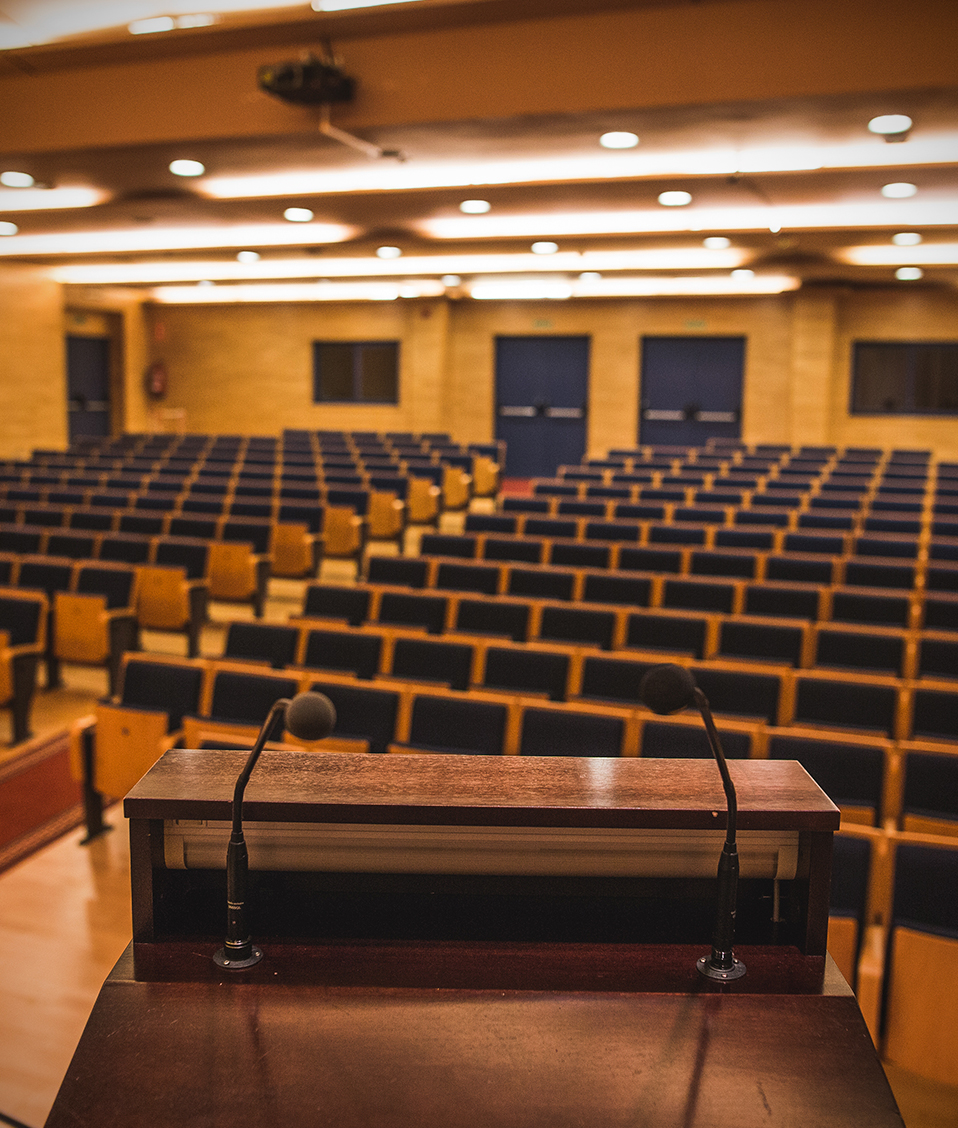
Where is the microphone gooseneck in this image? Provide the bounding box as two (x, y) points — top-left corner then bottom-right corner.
(213, 691), (336, 971)
(638, 664), (746, 982)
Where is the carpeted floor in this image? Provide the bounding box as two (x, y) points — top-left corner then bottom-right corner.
(0, 731), (83, 876)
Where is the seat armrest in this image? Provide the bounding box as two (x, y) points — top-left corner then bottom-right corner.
(855, 922), (888, 1045)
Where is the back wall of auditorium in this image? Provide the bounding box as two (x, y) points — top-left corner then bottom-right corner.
(4, 273), (956, 461)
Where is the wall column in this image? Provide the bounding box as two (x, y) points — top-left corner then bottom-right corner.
(0, 265), (65, 458)
(789, 291), (839, 447)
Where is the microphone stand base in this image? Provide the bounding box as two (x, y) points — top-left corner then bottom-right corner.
(697, 955), (746, 981)
(213, 946), (263, 970)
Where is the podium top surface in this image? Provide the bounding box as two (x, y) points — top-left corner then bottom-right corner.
(125, 751), (839, 831)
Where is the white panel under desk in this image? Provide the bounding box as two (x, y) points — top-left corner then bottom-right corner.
(163, 820), (800, 880)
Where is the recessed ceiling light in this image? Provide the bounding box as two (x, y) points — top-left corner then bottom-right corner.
(312, 0), (421, 10)
(460, 200), (491, 214)
(0, 222), (18, 237)
(169, 159), (205, 178)
(892, 232), (922, 246)
(177, 14), (217, 29)
(703, 236), (731, 249)
(129, 16), (176, 35)
(599, 132), (639, 150)
(0, 171), (35, 188)
(441, 275), (462, 286)
(531, 241), (559, 255)
(658, 191), (693, 207)
(731, 268), (755, 279)
(579, 272), (602, 281)
(284, 207), (314, 222)
(197, 279), (215, 287)
(237, 250), (261, 263)
(895, 266), (923, 280)
(868, 114), (913, 137)
(882, 182), (917, 198)
(376, 245), (402, 259)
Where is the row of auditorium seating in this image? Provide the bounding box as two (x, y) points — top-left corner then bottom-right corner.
(0, 467), (464, 531)
(353, 560), (958, 679)
(73, 640), (958, 843)
(356, 555), (958, 637)
(409, 527), (958, 593)
(501, 491), (958, 533)
(216, 601), (958, 747)
(828, 824), (958, 1088)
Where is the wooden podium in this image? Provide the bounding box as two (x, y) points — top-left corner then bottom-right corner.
(46, 751), (904, 1128)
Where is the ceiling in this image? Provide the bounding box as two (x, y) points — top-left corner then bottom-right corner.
(1, 0), (957, 305)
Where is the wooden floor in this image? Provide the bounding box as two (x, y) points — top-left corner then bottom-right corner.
(1, 526), (957, 1128)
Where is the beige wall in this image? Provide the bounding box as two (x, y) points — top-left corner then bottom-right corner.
(10, 283), (957, 460)
(134, 288), (958, 458)
(0, 265), (65, 459)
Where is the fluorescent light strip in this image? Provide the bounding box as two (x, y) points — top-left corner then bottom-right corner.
(0, 1), (304, 50)
(150, 274), (797, 303)
(0, 223), (355, 258)
(151, 280), (446, 303)
(313, 0), (422, 9)
(201, 137), (958, 200)
(0, 187), (105, 212)
(421, 200), (958, 239)
(469, 274), (800, 299)
(52, 247), (749, 285)
(838, 242), (958, 266)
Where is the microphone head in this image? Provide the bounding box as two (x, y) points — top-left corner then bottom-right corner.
(284, 691), (337, 741)
(639, 664), (697, 715)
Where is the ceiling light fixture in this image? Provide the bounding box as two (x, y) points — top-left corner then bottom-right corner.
(459, 200), (491, 214)
(579, 272), (602, 281)
(838, 243), (958, 266)
(658, 191), (693, 207)
(531, 241), (559, 255)
(895, 267), (923, 280)
(868, 114), (913, 142)
(50, 247), (752, 286)
(0, 222), (354, 257)
(468, 274), (799, 301)
(420, 198), (958, 240)
(130, 14), (217, 35)
(0, 171), (35, 188)
(376, 245), (402, 259)
(129, 16), (176, 35)
(731, 268), (755, 279)
(599, 132), (639, 149)
(312, 0), (421, 10)
(152, 279), (445, 303)
(237, 251), (261, 263)
(441, 275), (462, 286)
(892, 232), (922, 246)
(202, 136), (958, 201)
(703, 236), (731, 249)
(0, 187), (105, 212)
(169, 159), (206, 178)
(0, 222), (18, 237)
(283, 207), (314, 222)
(881, 182), (918, 198)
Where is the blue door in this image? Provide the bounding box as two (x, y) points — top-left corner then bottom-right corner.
(67, 335), (112, 442)
(495, 336), (590, 477)
(639, 336), (744, 447)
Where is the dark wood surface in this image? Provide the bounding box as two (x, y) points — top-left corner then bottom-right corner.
(125, 751), (841, 830)
(47, 944), (903, 1128)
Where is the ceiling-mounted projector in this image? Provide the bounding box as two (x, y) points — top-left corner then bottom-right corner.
(258, 56), (355, 105)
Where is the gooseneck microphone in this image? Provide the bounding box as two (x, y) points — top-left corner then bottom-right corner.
(213, 691), (336, 970)
(638, 664), (746, 982)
